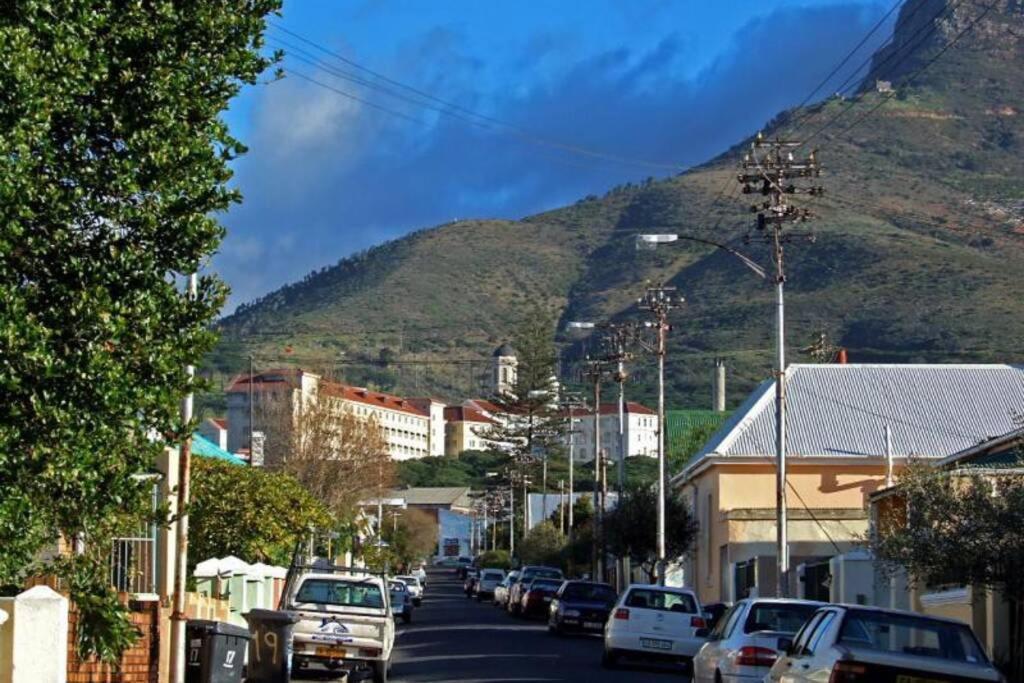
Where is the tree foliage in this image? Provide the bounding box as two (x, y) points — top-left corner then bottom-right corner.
(869, 461), (1024, 678)
(518, 521), (565, 568)
(381, 508), (438, 572)
(604, 486), (699, 581)
(189, 458), (333, 569)
(0, 0), (281, 659)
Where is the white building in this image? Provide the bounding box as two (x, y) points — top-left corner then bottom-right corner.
(567, 402), (659, 462)
(226, 368), (443, 461)
(492, 343), (517, 396)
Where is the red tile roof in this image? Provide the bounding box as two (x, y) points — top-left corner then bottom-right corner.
(443, 406), (496, 424)
(559, 402), (657, 418)
(226, 369), (428, 418)
(210, 418), (227, 430)
(320, 383), (429, 417)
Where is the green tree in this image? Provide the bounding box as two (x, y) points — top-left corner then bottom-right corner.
(869, 462), (1024, 680)
(189, 459), (333, 569)
(518, 521), (565, 568)
(0, 0), (281, 658)
(382, 508), (438, 572)
(604, 486), (698, 582)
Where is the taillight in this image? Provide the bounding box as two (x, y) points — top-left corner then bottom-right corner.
(733, 645), (777, 667)
(690, 615), (706, 628)
(614, 608), (630, 620)
(828, 661), (868, 683)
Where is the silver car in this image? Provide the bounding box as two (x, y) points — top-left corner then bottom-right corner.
(765, 604), (1004, 682)
(692, 598), (824, 682)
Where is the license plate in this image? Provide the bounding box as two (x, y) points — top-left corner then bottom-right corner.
(315, 645), (347, 658)
(543, 597), (552, 602)
(584, 621), (603, 629)
(641, 638), (672, 651)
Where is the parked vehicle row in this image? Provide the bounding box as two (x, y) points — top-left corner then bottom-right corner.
(472, 560), (1003, 682)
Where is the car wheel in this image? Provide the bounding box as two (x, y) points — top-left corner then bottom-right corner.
(475, 593), (482, 602)
(714, 670), (723, 683)
(402, 611), (411, 624)
(601, 648), (619, 669)
(372, 659), (388, 683)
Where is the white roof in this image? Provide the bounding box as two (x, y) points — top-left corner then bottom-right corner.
(688, 364), (1024, 467)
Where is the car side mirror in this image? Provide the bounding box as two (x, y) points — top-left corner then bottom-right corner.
(694, 627), (710, 638)
(777, 637), (794, 655)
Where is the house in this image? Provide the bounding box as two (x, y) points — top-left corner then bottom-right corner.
(443, 405), (498, 455)
(386, 487), (475, 559)
(197, 417), (229, 452)
(867, 427), (1024, 663)
(673, 363), (1024, 605)
(566, 402), (659, 461)
(225, 368), (443, 461)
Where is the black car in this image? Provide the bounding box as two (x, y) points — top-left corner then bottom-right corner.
(547, 581), (617, 635)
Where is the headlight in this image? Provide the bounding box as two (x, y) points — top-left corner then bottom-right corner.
(562, 609), (581, 617)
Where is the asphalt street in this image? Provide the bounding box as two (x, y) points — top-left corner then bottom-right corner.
(391, 569), (690, 683)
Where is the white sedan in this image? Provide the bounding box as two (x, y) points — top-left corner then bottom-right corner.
(395, 575), (423, 606)
(692, 598), (824, 682)
(603, 584), (708, 672)
(765, 604), (1003, 682)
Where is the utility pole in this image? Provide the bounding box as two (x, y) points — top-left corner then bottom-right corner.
(169, 273), (197, 683)
(558, 393), (586, 572)
(248, 353), (255, 464)
(559, 479), (566, 535)
(638, 284), (683, 586)
(583, 357), (610, 582)
(738, 131), (821, 597)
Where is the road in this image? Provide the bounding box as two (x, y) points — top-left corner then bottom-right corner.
(391, 569), (689, 683)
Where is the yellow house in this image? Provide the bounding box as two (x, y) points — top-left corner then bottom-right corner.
(671, 363), (1024, 606)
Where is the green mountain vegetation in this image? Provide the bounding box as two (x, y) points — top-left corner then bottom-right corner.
(209, 1), (1024, 411)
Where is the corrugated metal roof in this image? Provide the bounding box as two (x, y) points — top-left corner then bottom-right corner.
(192, 433), (247, 465)
(388, 486), (473, 507)
(695, 364), (1024, 462)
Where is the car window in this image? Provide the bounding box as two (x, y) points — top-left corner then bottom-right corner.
(805, 611), (837, 654)
(389, 581), (407, 592)
(791, 611), (826, 655)
(561, 583), (617, 603)
(530, 579), (563, 590)
(838, 610), (987, 664)
(710, 604), (742, 639)
(295, 579), (384, 608)
(624, 588), (697, 614)
(482, 570), (504, 580)
(745, 603), (821, 635)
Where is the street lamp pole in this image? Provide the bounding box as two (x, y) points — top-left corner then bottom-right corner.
(638, 284), (683, 586)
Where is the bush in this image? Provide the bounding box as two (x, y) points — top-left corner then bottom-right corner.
(477, 550), (512, 570)
(518, 522), (565, 568)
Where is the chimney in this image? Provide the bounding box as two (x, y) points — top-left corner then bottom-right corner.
(713, 358), (726, 412)
(836, 348), (849, 364)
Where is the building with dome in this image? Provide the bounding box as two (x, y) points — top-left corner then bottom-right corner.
(491, 343), (517, 396)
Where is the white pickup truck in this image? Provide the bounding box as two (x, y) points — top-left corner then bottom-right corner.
(285, 567), (395, 682)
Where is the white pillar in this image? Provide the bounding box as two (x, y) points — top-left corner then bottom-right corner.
(0, 586), (69, 683)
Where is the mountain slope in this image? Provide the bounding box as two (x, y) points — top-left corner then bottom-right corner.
(212, 0), (1024, 408)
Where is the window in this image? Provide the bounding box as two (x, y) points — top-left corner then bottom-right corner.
(838, 609), (987, 664)
(623, 588), (697, 613)
(294, 579), (384, 608)
(806, 611), (838, 654)
(560, 583), (617, 604)
(791, 611), (826, 655)
(746, 602), (821, 636)
(710, 603), (743, 640)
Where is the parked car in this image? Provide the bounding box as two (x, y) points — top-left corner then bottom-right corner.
(548, 580), (617, 635)
(395, 575), (423, 606)
(602, 584), (707, 672)
(412, 565), (428, 589)
(286, 567), (394, 683)
(507, 565), (564, 616)
(765, 604), (1004, 682)
(474, 568), (506, 601)
(519, 577), (565, 618)
(692, 598), (825, 682)
(388, 579), (414, 625)
(493, 570), (519, 607)
(463, 568), (480, 597)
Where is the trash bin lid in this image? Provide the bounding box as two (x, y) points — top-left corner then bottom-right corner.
(243, 608), (300, 624)
(187, 619), (251, 638)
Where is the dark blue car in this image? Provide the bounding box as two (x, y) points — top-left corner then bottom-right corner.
(547, 581), (618, 635)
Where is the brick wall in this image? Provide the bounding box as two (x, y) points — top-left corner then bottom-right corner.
(67, 599), (159, 683)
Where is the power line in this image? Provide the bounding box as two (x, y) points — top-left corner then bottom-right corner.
(268, 23), (685, 172)
(282, 67), (424, 125)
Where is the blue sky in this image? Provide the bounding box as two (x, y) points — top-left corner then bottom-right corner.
(218, 0), (896, 311)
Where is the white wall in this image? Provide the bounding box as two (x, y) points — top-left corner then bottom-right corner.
(0, 586), (68, 683)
